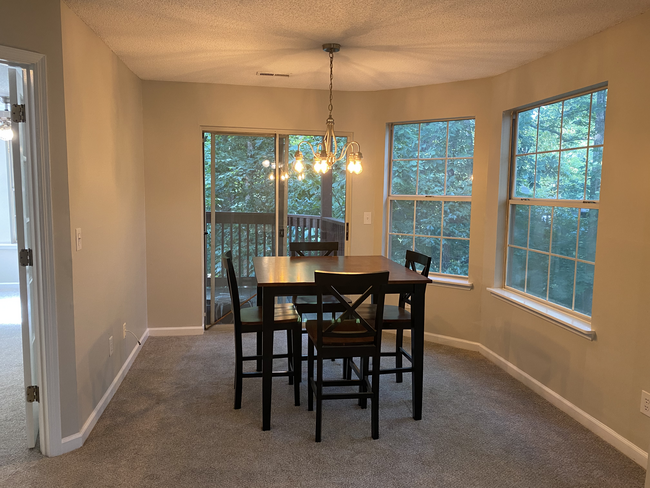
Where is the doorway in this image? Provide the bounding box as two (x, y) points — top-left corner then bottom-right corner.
(203, 130), (350, 327)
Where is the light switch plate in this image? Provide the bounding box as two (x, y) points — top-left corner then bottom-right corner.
(363, 212), (371, 225)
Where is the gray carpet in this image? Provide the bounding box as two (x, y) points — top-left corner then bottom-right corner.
(0, 329), (645, 487)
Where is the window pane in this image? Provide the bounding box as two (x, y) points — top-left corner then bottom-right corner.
(529, 206), (552, 252)
(589, 90), (607, 146)
(509, 204), (529, 248)
(393, 124), (419, 159)
(417, 159), (445, 195)
(448, 119), (475, 157)
(443, 202), (471, 238)
(535, 152), (559, 199)
(514, 155), (535, 197)
(420, 121), (447, 158)
(415, 236), (440, 273)
(586, 147), (602, 201)
(548, 256), (575, 309)
(391, 160), (417, 195)
(441, 239), (469, 276)
(537, 102), (562, 152)
(507, 247), (527, 291)
(517, 108), (538, 155)
(577, 209), (598, 262)
(575, 262), (595, 315)
(390, 234), (413, 263)
(561, 94), (590, 149)
(390, 200), (414, 234)
(446, 158), (473, 196)
(526, 251), (549, 299)
(551, 207), (578, 258)
(558, 149), (587, 200)
(415, 201), (442, 236)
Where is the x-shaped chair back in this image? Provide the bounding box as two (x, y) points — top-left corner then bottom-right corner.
(399, 250), (432, 308)
(290, 241), (338, 257)
(313, 271), (389, 349)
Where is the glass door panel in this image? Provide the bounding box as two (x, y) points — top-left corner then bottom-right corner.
(204, 132), (276, 325)
(278, 134), (347, 256)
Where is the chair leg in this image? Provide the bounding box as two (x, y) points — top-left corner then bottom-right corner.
(371, 352), (380, 440)
(308, 338), (314, 412)
(358, 357), (368, 409)
(287, 329), (294, 385)
(234, 332), (243, 410)
(292, 327), (301, 406)
(315, 353), (323, 442)
(256, 331), (263, 372)
(395, 329), (404, 383)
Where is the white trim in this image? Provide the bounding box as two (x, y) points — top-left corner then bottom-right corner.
(0, 243), (18, 250)
(148, 326), (205, 336)
(487, 287), (595, 340)
(420, 332), (647, 467)
(428, 276), (473, 291)
(60, 329), (149, 454)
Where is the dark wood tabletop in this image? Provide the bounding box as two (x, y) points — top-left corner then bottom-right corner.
(253, 255), (432, 287)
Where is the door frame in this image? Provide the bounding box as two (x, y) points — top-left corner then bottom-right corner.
(0, 45), (60, 457)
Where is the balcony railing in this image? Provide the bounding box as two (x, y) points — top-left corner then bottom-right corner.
(205, 211), (345, 280)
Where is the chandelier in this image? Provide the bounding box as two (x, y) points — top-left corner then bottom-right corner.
(292, 44), (363, 176)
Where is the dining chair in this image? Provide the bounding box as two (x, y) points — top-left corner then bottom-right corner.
(357, 249), (431, 383)
(306, 270), (388, 442)
(222, 251), (302, 409)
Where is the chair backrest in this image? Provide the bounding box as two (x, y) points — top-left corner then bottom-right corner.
(313, 271), (389, 349)
(289, 241), (338, 257)
(222, 251), (242, 327)
(400, 250), (432, 307)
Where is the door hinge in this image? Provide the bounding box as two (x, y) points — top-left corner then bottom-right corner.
(19, 248), (33, 266)
(279, 228), (285, 238)
(11, 104), (26, 123)
(26, 385), (39, 403)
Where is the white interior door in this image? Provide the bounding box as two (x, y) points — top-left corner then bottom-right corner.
(8, 65), (39, 448)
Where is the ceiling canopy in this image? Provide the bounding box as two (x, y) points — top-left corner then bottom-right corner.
(64, 0), (650, 91)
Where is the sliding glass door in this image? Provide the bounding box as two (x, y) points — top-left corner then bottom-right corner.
(204, 130), (349, 326)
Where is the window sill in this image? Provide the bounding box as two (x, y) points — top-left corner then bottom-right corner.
(429, 275), (473, 291)
(487, 288), (595, 341)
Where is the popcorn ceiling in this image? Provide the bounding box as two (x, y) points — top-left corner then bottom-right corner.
(63, 0), (650, 91)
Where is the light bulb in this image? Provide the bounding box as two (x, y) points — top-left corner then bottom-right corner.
(0, 124), (13, 142)
(269, 173), (275, 180)
(262, 159), (270, 168)
(354, 161), (362, 174)
(347, 161), (354, 173)
(294, 160), (304, 173)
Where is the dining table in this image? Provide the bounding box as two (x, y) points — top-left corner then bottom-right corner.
(253, 254), (431, 431)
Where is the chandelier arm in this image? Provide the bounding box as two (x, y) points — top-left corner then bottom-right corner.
(297, 140), (319, 159)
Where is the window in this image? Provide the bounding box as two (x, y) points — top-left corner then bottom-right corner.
(506, 88), (607, 318)
(387, 119), (475, 276)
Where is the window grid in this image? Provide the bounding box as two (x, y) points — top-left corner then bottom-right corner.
(505, 87), (606, 318)
(388, 118), (474, 277)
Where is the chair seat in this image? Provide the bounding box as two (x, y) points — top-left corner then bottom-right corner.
(305, 320), (375, 346)
(240, 303), (300, 326)
(295, 295), (350, 305)
(357, 303), (411, 323)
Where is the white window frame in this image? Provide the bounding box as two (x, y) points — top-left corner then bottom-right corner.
(386, 117), (475, 280)
(500, 85), (607, 331)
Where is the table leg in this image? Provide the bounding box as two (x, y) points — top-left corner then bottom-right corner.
(262, 288), (274, 430)
(411, 284), (425, 420)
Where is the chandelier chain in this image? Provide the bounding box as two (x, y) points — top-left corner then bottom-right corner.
(328, 50), (334, 115)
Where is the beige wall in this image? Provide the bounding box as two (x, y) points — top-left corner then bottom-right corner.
(1, 0), (79, 438)
(61, 3), (148, 425)
(481, 12), (650, 450)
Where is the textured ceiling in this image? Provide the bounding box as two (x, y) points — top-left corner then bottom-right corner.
(63, 0), (650, 92)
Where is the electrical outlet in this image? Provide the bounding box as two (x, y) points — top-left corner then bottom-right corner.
(109, 336), (114, 357)
(364, 212), (371, 225)
(123, 323), (127, 339)
(641, 390), (650, 417)
(75, 228), (82, 251)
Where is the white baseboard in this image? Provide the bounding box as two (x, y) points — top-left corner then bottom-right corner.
(148, 326), (204, 336)
(420, 332), (648, 468)
(60, 329), (150, 454)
